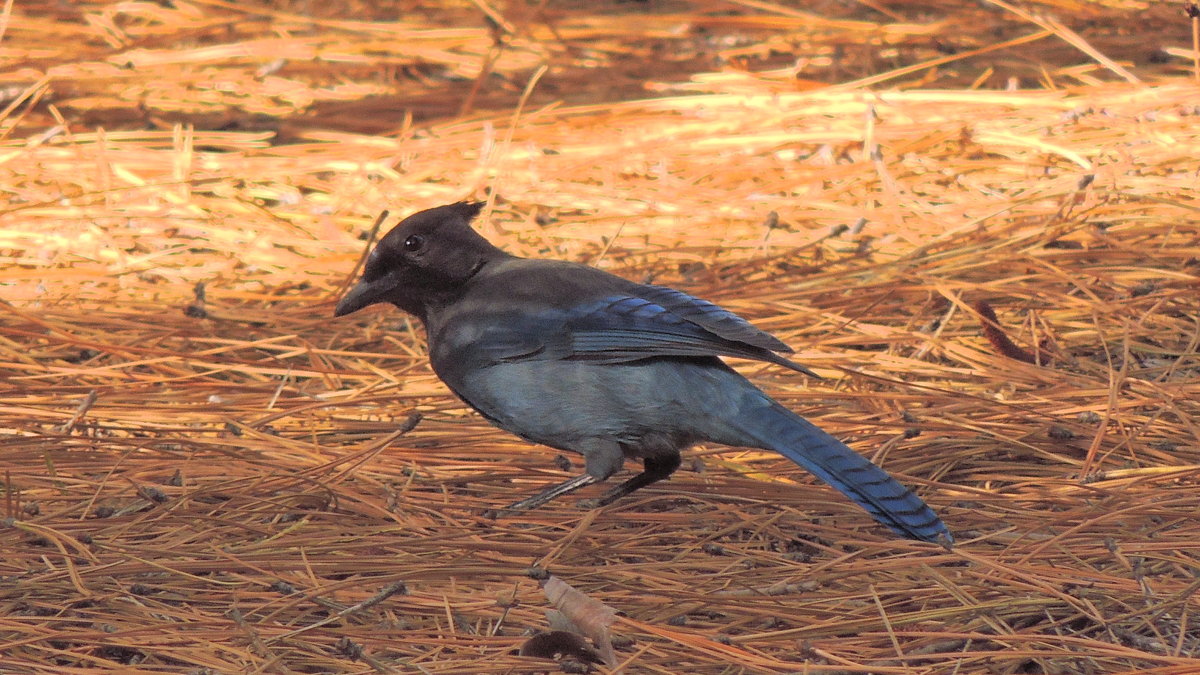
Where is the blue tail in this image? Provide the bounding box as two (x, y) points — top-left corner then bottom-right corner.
(733, 400), (952, 545)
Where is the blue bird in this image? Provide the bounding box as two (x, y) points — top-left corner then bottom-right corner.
(335, 202), (952, 545)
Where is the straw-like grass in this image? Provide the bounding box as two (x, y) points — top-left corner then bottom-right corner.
(2, 0), (1199, 672)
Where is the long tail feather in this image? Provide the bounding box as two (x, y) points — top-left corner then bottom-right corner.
(736, 401), (952, 545)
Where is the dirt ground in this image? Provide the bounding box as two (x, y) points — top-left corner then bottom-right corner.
(2, 1), (1200, 673)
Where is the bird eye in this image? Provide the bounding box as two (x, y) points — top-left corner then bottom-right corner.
(403, 234), (424, 252)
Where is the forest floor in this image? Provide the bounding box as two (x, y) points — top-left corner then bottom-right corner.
(2, 0), (1200, 672)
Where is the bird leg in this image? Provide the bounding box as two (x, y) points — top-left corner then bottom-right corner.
(587, 453), (683, 507)
(483, 473), (599, 518)
(484, 452), (683, 518)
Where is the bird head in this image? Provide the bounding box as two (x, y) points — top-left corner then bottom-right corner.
(334, 201), (503, 320)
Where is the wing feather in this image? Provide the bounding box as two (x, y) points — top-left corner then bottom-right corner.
(477, 291), (817, 377)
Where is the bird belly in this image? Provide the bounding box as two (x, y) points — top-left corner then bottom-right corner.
(444, 357), (743, 457)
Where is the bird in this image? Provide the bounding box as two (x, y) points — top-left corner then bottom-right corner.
(334, 202), (952, 545)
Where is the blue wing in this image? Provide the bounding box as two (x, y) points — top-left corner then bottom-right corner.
(635, 284), (793, 353)
(475, 289), (817, 377)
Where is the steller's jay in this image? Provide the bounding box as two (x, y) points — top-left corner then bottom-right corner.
(335, 202), (951, 545)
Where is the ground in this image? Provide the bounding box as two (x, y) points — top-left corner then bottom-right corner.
(2, 1), (1200, 673)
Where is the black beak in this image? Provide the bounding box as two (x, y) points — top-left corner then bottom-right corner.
(334, 276), (391, 316)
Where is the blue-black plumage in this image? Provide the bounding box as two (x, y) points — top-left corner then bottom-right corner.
(335, 202), (951, 545)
